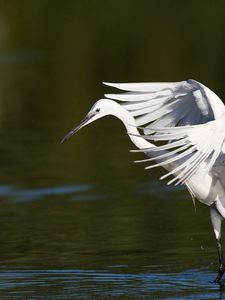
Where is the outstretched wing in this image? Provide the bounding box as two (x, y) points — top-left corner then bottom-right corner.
(104, 80), (225, 184)
(134, 118), (225, 185)
(104, 79), (225, 132)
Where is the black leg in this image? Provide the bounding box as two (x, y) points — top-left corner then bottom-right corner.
(215, 238), (225, 283)
(210, 204), (225, 283)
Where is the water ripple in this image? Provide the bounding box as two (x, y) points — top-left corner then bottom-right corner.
(0, 268), (223, 299)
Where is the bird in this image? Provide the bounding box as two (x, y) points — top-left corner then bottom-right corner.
(61, 79), (225, 283)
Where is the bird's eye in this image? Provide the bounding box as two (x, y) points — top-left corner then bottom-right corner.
(96, 108), (100, 113)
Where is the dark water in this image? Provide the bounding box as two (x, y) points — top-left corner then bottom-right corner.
(0, 1), (225, 299)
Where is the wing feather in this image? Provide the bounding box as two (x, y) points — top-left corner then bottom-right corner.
(104, 79), (225, 127)
(104, 79), (225, 185)
(103, 81), (177, 92)
(134, 143), (190, 163)
(141, 118), (225, 184)
(104, 90), (171, 101)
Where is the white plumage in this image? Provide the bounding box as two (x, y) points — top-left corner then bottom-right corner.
(61, 79), (225, 283)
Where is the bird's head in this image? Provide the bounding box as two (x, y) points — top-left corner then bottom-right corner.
(61, 99), (119, 143)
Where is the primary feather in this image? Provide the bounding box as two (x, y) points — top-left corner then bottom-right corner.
(104, 79), (225, 185)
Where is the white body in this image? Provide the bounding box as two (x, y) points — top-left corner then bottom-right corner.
(103, 80), (225, 219)
(62, 79), (225, 282)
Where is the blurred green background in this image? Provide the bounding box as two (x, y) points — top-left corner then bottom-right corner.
(0, 1), (225, 298)
(0, 0), (225, 187)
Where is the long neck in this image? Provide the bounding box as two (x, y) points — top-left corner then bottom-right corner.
(110, 102), (214, 203)
(112, 103), (173, 169)
(113, 105), (155, 150)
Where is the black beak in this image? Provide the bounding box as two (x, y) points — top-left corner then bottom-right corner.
(60, 113), (94, 144)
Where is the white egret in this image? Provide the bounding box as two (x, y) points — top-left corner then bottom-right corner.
(61, 79), (225, 283)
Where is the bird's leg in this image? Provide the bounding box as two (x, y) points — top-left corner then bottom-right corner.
(210, 204), (225, 283)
